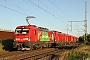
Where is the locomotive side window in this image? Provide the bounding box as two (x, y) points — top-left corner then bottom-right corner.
(34, 30), (36, 35)
(15, 28), (29, 34)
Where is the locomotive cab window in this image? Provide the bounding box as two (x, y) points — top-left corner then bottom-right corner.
(34, 30), (36, 35)
(15, 28), (29, 34)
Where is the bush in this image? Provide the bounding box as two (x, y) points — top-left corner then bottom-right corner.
(0, 39), (14, 51)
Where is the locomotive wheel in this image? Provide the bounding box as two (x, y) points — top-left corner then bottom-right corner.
(17, 44), (22, 50)
(40, 46), (43, 49)
(17, 46), (21, 50)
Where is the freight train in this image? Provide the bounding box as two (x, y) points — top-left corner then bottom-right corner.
(13, 25), (78, 50)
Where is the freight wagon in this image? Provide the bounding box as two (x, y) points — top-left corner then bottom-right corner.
(0, 30), (14, 40)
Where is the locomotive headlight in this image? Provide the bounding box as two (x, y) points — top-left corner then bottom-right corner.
(23, 38), (30, 41)
(14, 38), (20, 40)
(15, 38), (20, 40)
(23, 38), (28, 40)
(14, 38), (20, 41)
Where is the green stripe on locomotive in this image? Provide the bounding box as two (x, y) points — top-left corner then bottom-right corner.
(39, 32), (50, 41)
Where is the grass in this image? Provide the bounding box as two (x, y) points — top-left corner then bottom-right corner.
(0, 43), (7, 54)
(64, 50), (88, 60)
(87, 52), (90, 58)
(64, 44), (90, 60)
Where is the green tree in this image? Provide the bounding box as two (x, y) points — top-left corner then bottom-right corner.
(87, 34), (90, 43)
(79, 34), (90, 44)
(79, 36), (84, 43)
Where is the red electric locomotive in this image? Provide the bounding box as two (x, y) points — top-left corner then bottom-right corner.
(13, 25), (55, 50)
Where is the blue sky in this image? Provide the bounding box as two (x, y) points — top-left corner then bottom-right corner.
(0, 0), (90, 37)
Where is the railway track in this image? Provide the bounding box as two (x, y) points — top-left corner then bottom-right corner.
(0, 48), (64, 60)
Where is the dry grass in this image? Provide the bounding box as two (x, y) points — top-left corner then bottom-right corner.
(0, 43), (7, 54)
(64, 45), (90, 60)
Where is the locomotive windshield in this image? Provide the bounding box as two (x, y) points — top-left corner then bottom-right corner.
(15, 28), (29, 34)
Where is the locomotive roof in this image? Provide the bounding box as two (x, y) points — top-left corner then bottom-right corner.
(30, 25), (37, 27)
(16, 25), (37, 28)
(37, 27), (50, 32)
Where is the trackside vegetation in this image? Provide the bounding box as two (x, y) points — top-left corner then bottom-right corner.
(64, 50), (90, 60)
(64, 34), (90, 60)
(0, 39), (14, 53)
(79, 34), (90, 44)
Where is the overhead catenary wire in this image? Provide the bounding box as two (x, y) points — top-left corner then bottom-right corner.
(0, 3), (63, 32)
(22, 0), (68, 31)
(4, 0), (7, 9)
(48, 0), (81, 20)
(0, 0), (77, 33)
(48, 0), (86, 36)
(26, 0), (67, 24)
(72, 13), (84, 20)
(48, 0), (73, 20)
(76, 25), (84, 31)
(0, 1), (28, 29)
(39, 1), (71, 32)
(37, 0), (64, 26)
(0, 5), (27, 16)
(0, 0), (85, 36)
(18, 6), (28, 16)
(38, 0), (67, 24)
(6, 0), (65, 30)
(35, 18), (62, 30)
(5, 0), (29, 16)
(39, 0), (71, 20)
